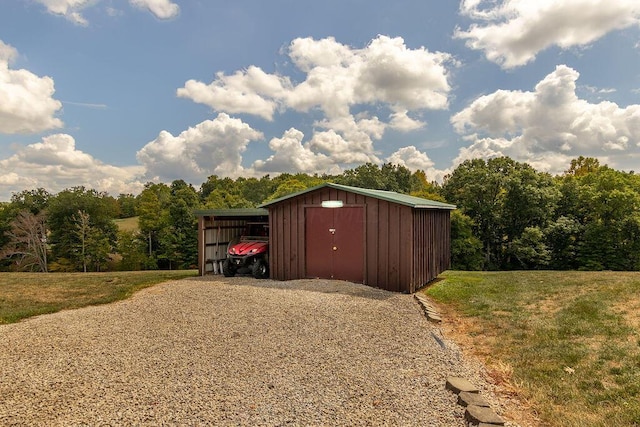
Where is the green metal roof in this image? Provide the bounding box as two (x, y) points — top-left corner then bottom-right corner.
(259, 183), (456, 210)
(193, 208), (268, 217)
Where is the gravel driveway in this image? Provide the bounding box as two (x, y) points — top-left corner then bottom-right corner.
(0, 277), (506, 426)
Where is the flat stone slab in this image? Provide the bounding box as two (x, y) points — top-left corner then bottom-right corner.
(458, 391), (490, 407)
(424, 307), (440, 315)
(415, 295), (435, 306)
(446, 377), (479, 394)
(465, 405), (505, 426)
(427, 314), (442, 323)
(414, 296), (442, 320)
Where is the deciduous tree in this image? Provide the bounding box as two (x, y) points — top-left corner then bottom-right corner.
(1, 210), (49, 272)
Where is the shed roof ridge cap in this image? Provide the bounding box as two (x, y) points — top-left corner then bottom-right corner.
(259, 182), (455, 209)
(327, 184), (456, 209)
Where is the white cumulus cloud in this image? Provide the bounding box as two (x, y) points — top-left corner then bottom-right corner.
(0, 40), (17, 63)
(136, 113), (264, 182)
(455, 0), (640, 68)
(0, 40), (63, 134)
(177, 66), (291, 121)
(129, 0), (180, 19)
(252, 128), (338, 174)
(285, 35), (452, 118)
(0, 134), (144, 199)
(451, 65), (640, 173)
(386, 146), (447, 182)
(389, 110), (425, 132)
(35, 0), (91, 25)
(36, 0), (180, 24)
(178, 35), (453, 172)
(387, 146), (435, 171)
(308, 130), (379, 165)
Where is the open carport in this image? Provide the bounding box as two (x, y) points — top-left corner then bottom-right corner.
(195, 208), (269, 275)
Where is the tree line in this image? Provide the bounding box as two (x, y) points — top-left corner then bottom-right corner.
(1, 157), (639, 272)
(445, 156), (640, 270)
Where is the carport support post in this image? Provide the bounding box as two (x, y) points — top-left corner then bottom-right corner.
(198, 216), (205, 276)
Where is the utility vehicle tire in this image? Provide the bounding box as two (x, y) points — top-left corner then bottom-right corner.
(251, 258), (269, 279)
(222, 258), (236, 277)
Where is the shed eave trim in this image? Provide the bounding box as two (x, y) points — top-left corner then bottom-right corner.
(414, 204), (457, 210)
(193, 208), (269, 217)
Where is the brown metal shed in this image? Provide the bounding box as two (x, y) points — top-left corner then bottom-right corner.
(259, 183), (455, 293)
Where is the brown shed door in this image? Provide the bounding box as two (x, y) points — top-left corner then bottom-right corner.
(305, 207), (364, 283)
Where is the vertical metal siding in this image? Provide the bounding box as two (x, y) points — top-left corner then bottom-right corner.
(282, 203), (290, 277)
(270, 205), (284, 279)
(365, 198), (378, 286)
(376, 200), (389, 289)
(399, 206), (413, 292)
(387, 203), (400, 292)
(198, 216), (204, 275)
(409, 209), (451, 292)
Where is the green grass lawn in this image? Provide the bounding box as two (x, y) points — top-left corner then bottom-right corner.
(424, 271), (640, 427)
(0, 270), (197, 324)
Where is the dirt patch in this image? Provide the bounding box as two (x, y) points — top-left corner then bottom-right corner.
(613, 296), (640, 330)
(525, 286), (595, 316)
(611, 297), (640, 354)
(433, 301), (542, 427)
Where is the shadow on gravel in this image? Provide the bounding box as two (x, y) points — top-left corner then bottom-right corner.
(194, 275), (397, 301)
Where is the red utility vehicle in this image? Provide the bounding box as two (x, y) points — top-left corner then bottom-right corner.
(222, 222), (269, 279)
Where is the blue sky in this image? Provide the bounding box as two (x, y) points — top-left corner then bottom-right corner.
(0, 0), (639, 200)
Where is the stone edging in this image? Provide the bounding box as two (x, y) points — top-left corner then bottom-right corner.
(446, 376), (506, 426)
(414, 293), (443, 323)
(414, 294), (508, 426)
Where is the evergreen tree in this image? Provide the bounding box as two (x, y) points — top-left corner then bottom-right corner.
(164, 180), (200, 269)
(116, 193), (138, 218)
(47, 187), (118, 271)
(116, 230), (148, 271)
(136, 183), (171, 266)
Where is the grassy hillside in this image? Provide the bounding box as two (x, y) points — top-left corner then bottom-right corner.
(114, 216), (139, 232)
(0, 270), (197, 324)
(424, 271), (640, 427)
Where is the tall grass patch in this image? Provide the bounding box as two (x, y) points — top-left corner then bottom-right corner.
(114, 216), (140, 232)
(425, 271), (640, 427)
